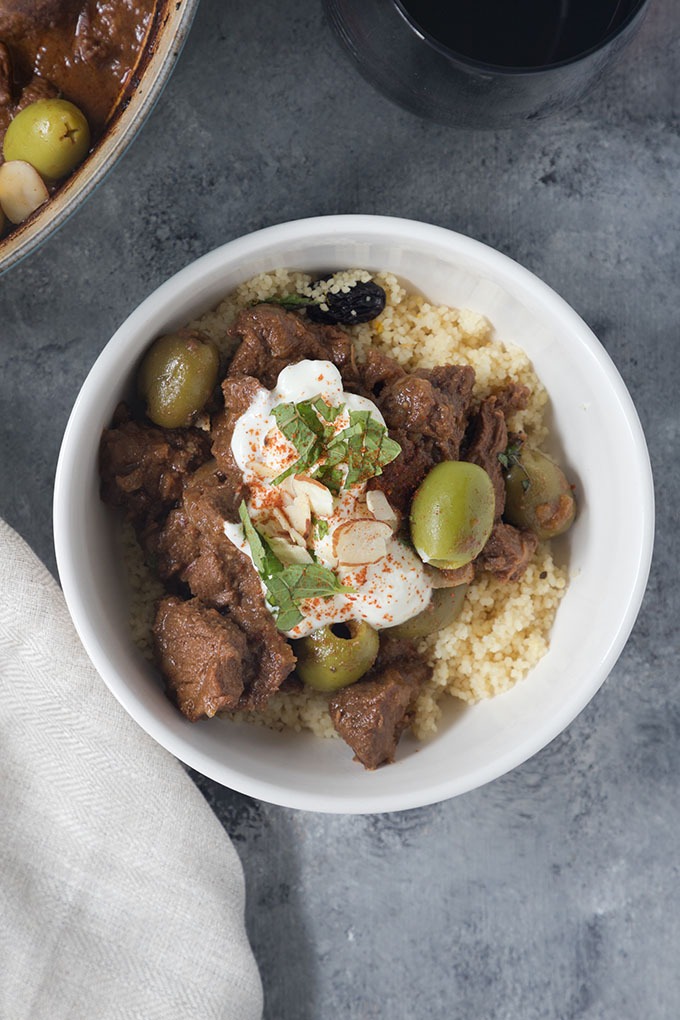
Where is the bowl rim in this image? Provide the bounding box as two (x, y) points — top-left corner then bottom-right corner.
(53, 214), (655, 813)
(0, 0), (200, 277)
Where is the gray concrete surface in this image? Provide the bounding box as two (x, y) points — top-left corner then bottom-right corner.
(1, 1), (677, 1017)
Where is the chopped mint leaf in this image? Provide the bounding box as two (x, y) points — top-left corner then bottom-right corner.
(321, 408), (401, 489)
(238, 501), (280, 577)
(270, 398), (338, 485)
(269, 396), (401, 493)
(238, 501), (353, 632)
(314, 518), (330, 541)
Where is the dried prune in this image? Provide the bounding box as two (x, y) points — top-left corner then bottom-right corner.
(306, 280), (386, 325)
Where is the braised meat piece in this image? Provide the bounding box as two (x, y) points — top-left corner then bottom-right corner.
(15, 74), (59, 110)
(227, 304), (358, 389)
(462, 395), (509, 519)
(183, 458), (245, 535)
(359, 349), (476, 511)
(462, 383), (531, 520)
(151, 476), (296, 710)
(151, 505), (201, 584)
(461, 384), (537, 581)
(154, 597), (247, 721)
(477, 522), (539, 582)
(329, 639), (431, 769)
(492, 382), (531, 419)
(0, 43), (12, 135)
(99, 400), (291, 727)
(210, 375), (261, 512)
(99, 408), (211, 535)
(358, 347), (407, 394)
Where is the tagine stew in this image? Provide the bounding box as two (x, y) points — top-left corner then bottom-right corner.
(99, 270), (575, 769)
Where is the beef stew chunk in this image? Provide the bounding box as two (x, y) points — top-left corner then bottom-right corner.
(462, 385), (530, 519)
(210, 375), (262, 511)
(461, 386), (539, 581)
(152, 492), (296, 710)
(154, 596), (247, 721)
(463, 394), (510, 519)
(477, 521), (539, 582)
(99, 410), (211, 535)
(329, 639), (431, 769)
(358, 349), (476, 512)
(227, 304), (358, 390)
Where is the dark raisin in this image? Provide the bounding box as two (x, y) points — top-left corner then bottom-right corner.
(306, 280), (386, 325)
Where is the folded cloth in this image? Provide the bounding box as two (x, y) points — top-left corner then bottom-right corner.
(0, 520), (263, 1020)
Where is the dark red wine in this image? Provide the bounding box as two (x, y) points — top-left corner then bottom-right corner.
(399, 0), (635, 67)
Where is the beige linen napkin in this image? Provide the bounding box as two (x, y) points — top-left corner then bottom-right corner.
(0, 519), (263, 1020)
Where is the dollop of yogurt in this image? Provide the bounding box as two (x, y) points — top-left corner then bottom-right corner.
(224, 360), (432, 638)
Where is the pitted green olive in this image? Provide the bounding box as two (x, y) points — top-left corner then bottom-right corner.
(4, 99), (90, 181)
(138, 330), (220, 429)
(387, 584), (468, 640)
(504, 447), (576, 541)
(410, 461), (495, 570)
(294, 621), (379, 692)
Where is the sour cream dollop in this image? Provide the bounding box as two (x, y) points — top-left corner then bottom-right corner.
(224, 360), (432, 638)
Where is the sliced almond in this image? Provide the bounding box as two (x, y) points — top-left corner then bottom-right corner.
(365, 489), (399, 531)
(270, 507), (307, 547)
(0, 160), (49, 224)
(293, 475), (334, 517)
(333, 519), (392, 566)
(281, 492), (311, 538)
(277, 473), (297, 499)
(266, 535), (313, 565)
(250, 461), (273, 480)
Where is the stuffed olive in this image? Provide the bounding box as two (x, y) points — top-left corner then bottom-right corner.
(4, 99), (90, 181)
(504, 447), (576, 541)
(138, 330), (220, 429)
(294, 621), (379, 692)
(387, 584), (468, 640)
(410, 461), (495, 570)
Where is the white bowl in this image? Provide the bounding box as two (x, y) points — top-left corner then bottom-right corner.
(53, 215), (654, 814)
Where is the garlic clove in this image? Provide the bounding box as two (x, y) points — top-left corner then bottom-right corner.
(0, 160), (49, 224)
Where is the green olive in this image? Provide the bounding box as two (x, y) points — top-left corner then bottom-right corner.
(387, 584), (468, 640)
(504, 447), (576, 541)
(4, 99), (90, 181)
(294, 621), (379, 692)
(138, 330), (220, 429)
(410, 461), (495, 570)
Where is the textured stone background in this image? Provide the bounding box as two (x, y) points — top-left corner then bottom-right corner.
(1, 1), (677, 1017)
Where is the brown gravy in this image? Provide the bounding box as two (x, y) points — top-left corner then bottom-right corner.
(0, 0), (160, 144)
